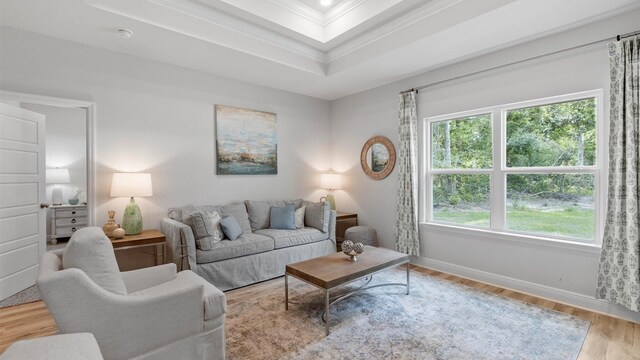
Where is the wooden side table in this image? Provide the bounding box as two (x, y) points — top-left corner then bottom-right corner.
(110, 229), (166, 266)
(335, 212), (358, 251)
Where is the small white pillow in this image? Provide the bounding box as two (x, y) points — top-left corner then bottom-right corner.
(63, 227), (127, 295)
(295, 206), (306, 229)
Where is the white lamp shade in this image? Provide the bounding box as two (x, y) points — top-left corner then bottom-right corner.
(46, 168), (70, 184)
(110, 173), (153, 197)
(320, 173), (342, 190)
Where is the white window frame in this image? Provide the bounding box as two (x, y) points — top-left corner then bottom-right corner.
(423, 90), (605, 245)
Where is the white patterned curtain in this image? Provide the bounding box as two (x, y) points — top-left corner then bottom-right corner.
(396, 91), (420, 256)
(596, 35), (640, 312)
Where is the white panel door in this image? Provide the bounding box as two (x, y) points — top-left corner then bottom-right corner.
(0, 102), (45, 300)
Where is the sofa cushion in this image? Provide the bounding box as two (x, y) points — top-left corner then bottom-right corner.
(303, 201), (330, 233)
(244, 200), (306, 230)
(270, 204), (296, 230)
(245, 200), (285, 230)
(196, 234), (274, 263)
(63, 227), (127, 295)
(0, 333), (103, 360)
(289, 198), (304, 209)
(218, 203), (252, 234)
(130, 270), (226, 321)
(254, 228), (328, 249)
(191, 210), (224, 250)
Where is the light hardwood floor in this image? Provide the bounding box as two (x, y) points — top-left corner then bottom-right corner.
(1, 265), (638, 358)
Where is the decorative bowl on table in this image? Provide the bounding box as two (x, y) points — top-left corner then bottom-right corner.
(341, 240), (365, 262)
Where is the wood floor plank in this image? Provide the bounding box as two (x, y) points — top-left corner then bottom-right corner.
(631, 323), (640, 360)
(0, 264), (637, 357)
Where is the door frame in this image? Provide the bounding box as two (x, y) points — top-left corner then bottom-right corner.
(0, 90), (97, 226)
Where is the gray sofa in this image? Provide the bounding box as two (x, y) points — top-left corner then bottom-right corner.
(161, 200), (336, 291)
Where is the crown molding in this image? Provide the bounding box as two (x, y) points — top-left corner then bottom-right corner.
(268, 0), (326, 25)
(88, 0), (327, 65)
(268, 0), (372, 27)
(326, 0), (463, 62)
(86, 0), (515, 75)
(324, 0), (370, 25)
(220, 0), (403, 43)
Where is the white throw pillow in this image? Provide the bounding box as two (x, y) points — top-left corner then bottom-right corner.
(295, 206), (306, 229)
(191, 210), (224, 250)
(63, 227), (127, 295)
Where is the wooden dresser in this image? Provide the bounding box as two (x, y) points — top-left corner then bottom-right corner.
(49, 204), (88, 244)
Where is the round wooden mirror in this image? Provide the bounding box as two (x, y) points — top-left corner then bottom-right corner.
(360, 136), (396, 180)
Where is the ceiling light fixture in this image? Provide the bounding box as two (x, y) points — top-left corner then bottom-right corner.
(116, 28), (133, 39)
(320, 0), (332, 6)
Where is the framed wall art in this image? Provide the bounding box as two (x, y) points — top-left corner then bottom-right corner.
(215, 105), (277, 175)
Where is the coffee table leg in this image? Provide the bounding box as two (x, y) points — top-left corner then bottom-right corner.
(325, 289), (330, 336)
(285, 273), (289, 311)
(406, 262), (410, 295)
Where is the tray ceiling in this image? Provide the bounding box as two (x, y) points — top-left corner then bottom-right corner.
(1, 0), (639, 99)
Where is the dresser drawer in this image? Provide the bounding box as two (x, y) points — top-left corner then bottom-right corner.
(55, 225), (86, 237)
(56, 217), (87, 226)
(56, 209), (87, 218)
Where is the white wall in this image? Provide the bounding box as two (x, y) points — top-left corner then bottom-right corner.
(21, 103), (87, 204)
(330, 10), (640, 323)
(2, 10), (639, 322)
(0, 27), (332, 230)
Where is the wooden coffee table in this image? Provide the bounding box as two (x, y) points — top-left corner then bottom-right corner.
(285, 246), (410, 335)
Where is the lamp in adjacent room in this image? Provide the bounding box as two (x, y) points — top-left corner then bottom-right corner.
(110, 172), (153, 235)
(46, 168), (70, 205)
(320, 172), (342, 210)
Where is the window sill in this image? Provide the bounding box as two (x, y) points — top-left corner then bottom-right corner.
(419, 222), (602, 254)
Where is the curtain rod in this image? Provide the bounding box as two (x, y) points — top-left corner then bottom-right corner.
(400, 29), (640, 95)
(617, 29), (640, 41)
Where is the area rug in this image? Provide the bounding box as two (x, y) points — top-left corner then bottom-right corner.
(226, 269), (590, 360)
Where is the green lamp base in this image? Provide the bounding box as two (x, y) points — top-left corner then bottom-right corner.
(325, 193), (336, 211)
(122, 197), (143, 235)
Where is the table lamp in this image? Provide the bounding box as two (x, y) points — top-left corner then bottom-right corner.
(110, 173), (153, 235)
(320, 172), (342, 210)
(46, 168), (70, 205)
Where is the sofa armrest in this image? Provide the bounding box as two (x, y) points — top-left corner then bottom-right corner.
(161, 218), (197, 272)
(328, 210), (337, 244)
(121, 263), (177, 293)
(38, 268), (205, 360)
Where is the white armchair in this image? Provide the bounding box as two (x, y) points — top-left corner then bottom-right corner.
(37, 227), (226, 360)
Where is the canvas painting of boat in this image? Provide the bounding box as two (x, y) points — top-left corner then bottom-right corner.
(215, 105), (277, 175)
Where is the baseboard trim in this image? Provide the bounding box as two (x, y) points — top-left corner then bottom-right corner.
(412, 256), (640, 324)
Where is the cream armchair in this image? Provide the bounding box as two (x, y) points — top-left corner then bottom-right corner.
(37, 227), (226, 360)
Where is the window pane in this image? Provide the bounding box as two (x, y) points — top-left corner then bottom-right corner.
(431, 114), (492, 169)
(433, 174), (490, 227)
(506, 98), (596, 167)
(506, 174), (594, 240)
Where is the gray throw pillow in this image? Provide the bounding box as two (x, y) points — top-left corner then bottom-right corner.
(191, 211), (224, 250)
(270, 204), (296, 230)
(220, 216), (243, 240)
(304, 201), (330, 233)
(63, 227), (127, 295)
